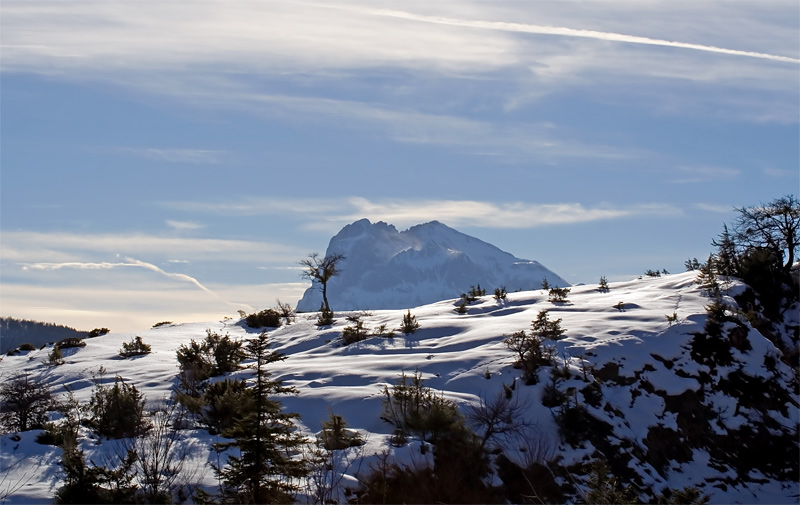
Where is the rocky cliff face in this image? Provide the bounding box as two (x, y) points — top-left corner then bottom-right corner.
(296, 219), (569, 312)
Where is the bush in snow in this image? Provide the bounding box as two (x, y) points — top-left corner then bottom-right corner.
(0, 373), (57, 433)
(88, 375), (150, 439)
(341, 314), (370, 345)
(245, 308), (282, 329)
(548, 287), (571, 303)
(381, 370), (462, 443)
(399, 310), (420, 334)
(119, 336), (152, 357)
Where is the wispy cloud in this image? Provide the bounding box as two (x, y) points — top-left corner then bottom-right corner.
(1, 231), (303, 264)
(670, 164), (741, 184)
(166, 220), (205, 231)
(694, 203), (735, 214)
(342, 198), (683, 229)
(166, 196), (682, 229)
(763, 166), (796, 178)
(114, 147), (226, 164)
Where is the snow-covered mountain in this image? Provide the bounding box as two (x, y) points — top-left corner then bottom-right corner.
(2, 272), (798, 503)
(296, 219), (569, 312)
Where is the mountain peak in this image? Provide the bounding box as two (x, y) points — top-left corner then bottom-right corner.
(297, 219), (568, 311)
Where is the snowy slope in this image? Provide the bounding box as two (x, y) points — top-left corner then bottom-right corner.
(296, 219), (569, 312)
(1, 272), (798, 504)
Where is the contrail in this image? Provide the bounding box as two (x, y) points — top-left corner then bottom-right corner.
(363, 8), (800, 64)
(23, 258), (245, 308)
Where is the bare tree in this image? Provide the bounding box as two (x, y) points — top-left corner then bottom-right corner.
(733, 195), (799, 276)
(467, 389), (532, 450)
(132, 400), (195, 504)
(299, 252), (345, 313)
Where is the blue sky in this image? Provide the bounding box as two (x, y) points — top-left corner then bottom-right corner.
(2, 1), (798, 332)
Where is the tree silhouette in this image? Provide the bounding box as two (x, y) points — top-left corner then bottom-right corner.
(299, 253), (346, 313)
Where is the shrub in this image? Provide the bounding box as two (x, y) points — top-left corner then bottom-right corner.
(0, 374), (56, 432)
(198, 378), (253, 435)
(598, 276), (609, 292)
(644, 269), (662, 278)
(462, 284), (485, 302)
(88, 376), (150, 439)
(245, 309), (282, 329)
(46, 346), (65, 366)
(87, 328), (109, 338)
(316, 305), (334, 326)
(275, 299), (296, 325)
(585, 460), (638, 504)
(399, 310), (420, 334)
(319, 410), (362, 450)
(555, 402), (593, 446)
(548, 287), (571, 303)
(541, 278), (550, 290)
(493, 286), (507, 301)
(531, 310), (566, 340)
(373, 324), (395, 338)
(341, 314), (370, 345)
(176, 330), (244, 380)
(541, 376), (566, 408)
(614, 301), (625, 312)
(456, 301), (468, 314)
(119, 336), (152, 357)
(382, 371), (463, 443)
(17, 342), (36, 352)
(152, 321), (172, 328)
(57, 337), (86, 348)
(503, 328), (555, 385)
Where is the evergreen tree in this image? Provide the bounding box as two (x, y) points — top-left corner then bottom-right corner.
(696, 254), (720, 297)
(531, 310), (566, 341)
(215, 331), (307, 504)
(712, 223), (739, 279)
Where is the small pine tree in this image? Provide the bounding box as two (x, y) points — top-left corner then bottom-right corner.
(46, 345), (65, 366)
(684, 258), (701, 271)
(541, 278), (550, 290)
(712, 223), (739, 279)
(548, 287), (571, 303)
(493, 286), (507, 301)
(696, 254), (720, 297)
(319, 410), (361, 450)
(531, 310), (566, 340)
(316, 305), (334, 326)
(400, 310), (420, 334)
(341, 315), (370, 345)
(598, 276), (609, 292)
(215, 331), (308, 503)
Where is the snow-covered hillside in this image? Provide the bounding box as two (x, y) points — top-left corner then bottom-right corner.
(1, 272), (798, 503)
(296, 219), (569, 312)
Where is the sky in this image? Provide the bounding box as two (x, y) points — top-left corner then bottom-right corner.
(1, 1), (798, 333)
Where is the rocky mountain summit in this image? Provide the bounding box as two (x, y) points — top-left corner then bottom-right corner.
(296, 219), (568, 312)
